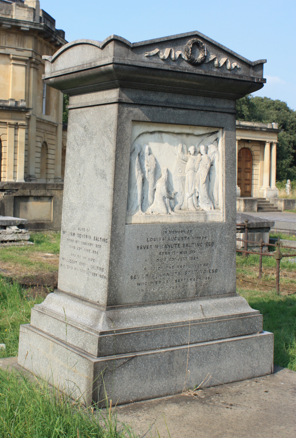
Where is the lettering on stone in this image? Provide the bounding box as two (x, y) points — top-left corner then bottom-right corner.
(60, 228), (108, 279)
(126, 227), (219, 297)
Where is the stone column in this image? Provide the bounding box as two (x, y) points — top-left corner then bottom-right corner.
(10, 55), (27, 101)
(271, 142), (277, 189)
(236, 140), (241, 197)
(7, 122), (16, 182)
(26, 59), (40, 181)
(262, 142), (270, 196)
(54, 91), (63, 182)
(17, 123), (26, 182)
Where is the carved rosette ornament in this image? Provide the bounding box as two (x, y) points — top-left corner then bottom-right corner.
(183, 38), (207, 66)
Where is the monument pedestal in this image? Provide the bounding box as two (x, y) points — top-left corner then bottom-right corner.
(19, 32), (273, 405)
(19, 293), (273, 405)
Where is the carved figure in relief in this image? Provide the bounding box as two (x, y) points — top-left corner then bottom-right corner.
(208, 143), (220, 208)
(144, 145), (157, 208)
(127, 144), (144, 214)
(172, 143), (187, 211)
(177, 145), (201, 211)
(196, 145), (214, 211)
(148, 167), (176, 215)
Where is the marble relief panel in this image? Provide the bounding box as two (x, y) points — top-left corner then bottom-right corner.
(127, 123), (223, 224)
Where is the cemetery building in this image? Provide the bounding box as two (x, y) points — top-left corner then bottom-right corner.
(0, 0), (66, 229)
(236, 121), (280, 212)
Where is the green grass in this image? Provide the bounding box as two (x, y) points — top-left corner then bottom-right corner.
(270, 232), (296, 241)
(0, 232), (60, 274)
(236, 252), (296, 272)
(29, 232), (61, 253)
(239, 289), (296, 371)
(0, 369), (134, 437)
(0, 277), (42, 358)
(0, 276), (135, 437)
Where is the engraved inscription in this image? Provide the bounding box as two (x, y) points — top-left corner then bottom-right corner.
(127, 228), (219, 298)
(60, 228), (108, 279)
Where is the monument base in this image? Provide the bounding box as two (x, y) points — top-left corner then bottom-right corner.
(18, 292), (274, 406)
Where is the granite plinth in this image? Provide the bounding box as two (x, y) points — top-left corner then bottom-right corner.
(19, 325), (273, 406)
(27, 292), (263, 356)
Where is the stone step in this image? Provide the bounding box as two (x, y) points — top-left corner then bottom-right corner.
(258, 207), (279, 212)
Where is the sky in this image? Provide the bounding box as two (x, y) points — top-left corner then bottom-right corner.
(41, 0), (296, 110)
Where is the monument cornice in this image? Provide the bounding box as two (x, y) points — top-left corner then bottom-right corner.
(43, 32), (266, 100)
(43, 60), (265, 101)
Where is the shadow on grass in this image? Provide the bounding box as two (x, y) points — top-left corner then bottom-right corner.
(239, 289), (296, 371)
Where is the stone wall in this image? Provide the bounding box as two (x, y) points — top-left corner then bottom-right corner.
(0, 182), (63, 230)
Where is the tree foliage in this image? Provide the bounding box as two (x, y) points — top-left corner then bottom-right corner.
(236, 96), (296, 181)
(63, 94), (69, 125)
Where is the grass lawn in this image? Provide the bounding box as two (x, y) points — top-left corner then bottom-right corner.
(0, 232), (60, 278)
(270, 232), (296, 240)
(239, 288), (296, 371)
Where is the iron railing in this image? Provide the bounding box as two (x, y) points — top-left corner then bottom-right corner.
(236, 220), (296, 294)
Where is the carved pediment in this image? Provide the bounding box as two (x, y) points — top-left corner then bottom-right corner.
(43, 31), (266, 98)
(144, 37), (240, 71)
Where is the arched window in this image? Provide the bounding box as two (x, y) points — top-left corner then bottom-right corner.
(40, 141), (48, 182)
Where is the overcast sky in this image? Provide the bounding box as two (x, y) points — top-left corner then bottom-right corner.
(41, 0), (296, 110)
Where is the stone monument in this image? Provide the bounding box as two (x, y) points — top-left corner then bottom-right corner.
(18, 31), (273, 406)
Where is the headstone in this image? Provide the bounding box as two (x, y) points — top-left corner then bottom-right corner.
(18, 32), (273, 406)
(286, 179), (291, 195)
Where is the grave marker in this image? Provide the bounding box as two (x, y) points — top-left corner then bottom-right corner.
(18, 31), (273, 405)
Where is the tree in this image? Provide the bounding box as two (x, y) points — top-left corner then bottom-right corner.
(63, 94), (69, 125)
(236, 96), (296, 181)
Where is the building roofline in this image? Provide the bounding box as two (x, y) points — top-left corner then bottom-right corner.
(0, 16), (67, 46)
(236, 120), (280, 133)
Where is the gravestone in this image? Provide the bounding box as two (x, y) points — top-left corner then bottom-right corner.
(18, 31), (273, 406)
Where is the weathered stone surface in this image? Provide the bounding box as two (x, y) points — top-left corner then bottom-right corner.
(18, 31), (272, 405)
(236, 212), (274, 250)
(236, 197), (258, 213)
(270, 198), (296, 212)
(19, 325), (273, 407)
(236, 213), (274, 230)
(0, 216), (28, 227)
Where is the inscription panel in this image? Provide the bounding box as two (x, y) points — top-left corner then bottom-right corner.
(58, 227), (110, 303)
(120, 224), (233, 305)
(60, 228), (108, 279)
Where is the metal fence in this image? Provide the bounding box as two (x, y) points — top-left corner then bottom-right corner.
(236, 220), (296, 294)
